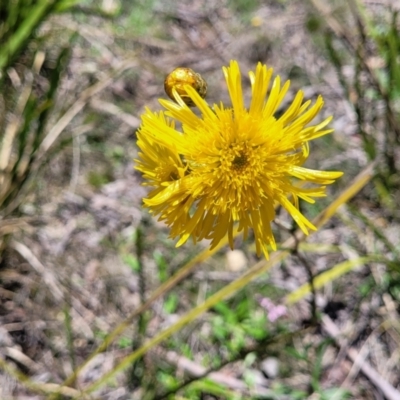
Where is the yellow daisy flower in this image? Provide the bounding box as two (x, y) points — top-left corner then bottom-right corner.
(135, 61), (343, 258)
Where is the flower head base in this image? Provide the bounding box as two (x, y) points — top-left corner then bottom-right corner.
(135, 61), (343, 258)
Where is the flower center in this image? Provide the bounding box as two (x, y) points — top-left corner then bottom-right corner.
(215, 141), (263, 191)
(232, 152), (248, 171)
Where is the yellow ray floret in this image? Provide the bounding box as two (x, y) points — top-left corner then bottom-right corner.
(135, 60), (343, 258)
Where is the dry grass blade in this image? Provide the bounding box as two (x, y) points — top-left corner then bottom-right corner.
(9, 239), (64, 302)
(0, 63), (37, 203)
(0, 357), (82, 398)
(160, 350), (275, 398)
(37, 59), (138, 159)
(0, 50), (51, 218)
(0, 218), (30, 235)
(285, 255), (387, 305)
(90, 99), (140, 129)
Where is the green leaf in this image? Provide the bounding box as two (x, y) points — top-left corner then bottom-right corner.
(164, 293), (178, 314)
(123, 254), (140, 272)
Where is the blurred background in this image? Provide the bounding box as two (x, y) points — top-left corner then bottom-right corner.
(0, 0), (399, 399)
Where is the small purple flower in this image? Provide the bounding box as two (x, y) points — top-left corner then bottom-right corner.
(259, 298), (287, 322)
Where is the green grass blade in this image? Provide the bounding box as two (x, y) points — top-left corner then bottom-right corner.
(285, 255), (388, 305)
(0, 0), (55, 72)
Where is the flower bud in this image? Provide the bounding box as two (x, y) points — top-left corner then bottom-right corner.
(164, 67), (207, 107)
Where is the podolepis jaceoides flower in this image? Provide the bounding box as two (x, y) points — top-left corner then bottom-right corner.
(135, 61), (343, 258)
